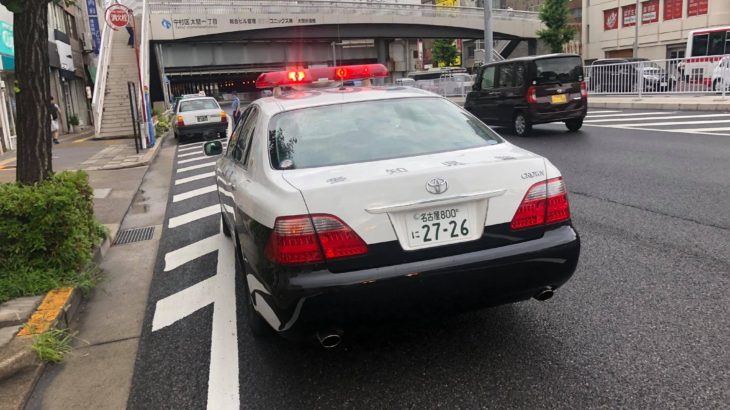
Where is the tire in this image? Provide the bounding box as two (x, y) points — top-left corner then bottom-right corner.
(234, 235), (271, 338)
(565, 118), (584, 132)
(513, 112), (532, 137)
(221, 213), (231, 237)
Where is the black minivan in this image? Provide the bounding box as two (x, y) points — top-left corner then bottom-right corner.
(465, 53), (587, 137)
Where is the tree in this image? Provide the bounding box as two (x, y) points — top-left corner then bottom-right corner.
(537, 0), (577, 54)
(431, 39), (458, 67)
(1, 0), (60, 184)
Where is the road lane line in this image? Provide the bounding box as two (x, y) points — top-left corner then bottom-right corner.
(152, 276), (216, 331)
(617, 119), (730, 127)
(172, 185), (217, 202)
(177, 162), (216, 173)
(586, 110), (621, 114)
(584, 113), (730, 123)
(178, 155), (216, 164)
(168, 205), (220, 228)
(582, 123), (730, 136)
(175, 172), (216, 185)
(164, 234), (220, 271)
(585, 111), (670, 118)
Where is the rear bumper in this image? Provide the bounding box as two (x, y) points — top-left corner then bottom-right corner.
(176, 123), (227, 139)
(257, 225), (580, 334)
(529, 104), (587, 124)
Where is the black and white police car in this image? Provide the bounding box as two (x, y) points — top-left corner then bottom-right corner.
(203, 64), (580, 347)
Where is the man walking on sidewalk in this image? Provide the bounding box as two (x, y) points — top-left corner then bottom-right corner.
(49, 97), (60, 145)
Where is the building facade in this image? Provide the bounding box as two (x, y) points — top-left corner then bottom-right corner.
(583, 0), (730, 62)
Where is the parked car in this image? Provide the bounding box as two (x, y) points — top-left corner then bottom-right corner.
(711, 56), (730, 91)
(588, 58), (676, 93)
(203, 64), (580, 346)
(173, 96), (228, 142)
(464, 53), (587, 136)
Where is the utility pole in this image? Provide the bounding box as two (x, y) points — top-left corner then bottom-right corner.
(484, 0), (493, 63)
(632, 0), (640, 57)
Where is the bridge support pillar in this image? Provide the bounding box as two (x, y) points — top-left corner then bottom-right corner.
(376, 38), (389, 66)
(527, 39), (537, 56)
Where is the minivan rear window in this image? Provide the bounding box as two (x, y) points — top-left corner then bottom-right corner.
(269, 97), (502, 169)
(534, 57), (583, 85)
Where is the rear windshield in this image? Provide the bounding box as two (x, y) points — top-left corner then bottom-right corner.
(534, 57), (583, 85)
(179, 99), (220, 112)
(269, 97), (502, 169)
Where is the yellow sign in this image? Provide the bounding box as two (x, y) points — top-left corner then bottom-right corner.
(436, 0), (459, 6)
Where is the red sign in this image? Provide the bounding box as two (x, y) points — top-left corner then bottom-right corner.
(622, 4), (637, 27)
(106, 5), (129, 29)
(688, 0), (708, 17)
(642, 0), (659, 24)
(604, 8), (618, 31)
(664, 0), (683, 20)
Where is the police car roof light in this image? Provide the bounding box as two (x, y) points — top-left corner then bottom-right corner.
(255, 64), (389, 89)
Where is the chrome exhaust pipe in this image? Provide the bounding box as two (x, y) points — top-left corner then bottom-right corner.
(316, 329), (343, 349)
(534, 287), (554, 301)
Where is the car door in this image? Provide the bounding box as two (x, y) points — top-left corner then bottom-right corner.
(217, 106), (253, 226)
(494, 63), (526, 122)
(466, 65), (499, 122)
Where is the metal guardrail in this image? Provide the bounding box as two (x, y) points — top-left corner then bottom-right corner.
(413, 77), (474, 98)
(92, 22), (113, 136)
(584, 56), (730, 97)
(146, 0), (540, 21)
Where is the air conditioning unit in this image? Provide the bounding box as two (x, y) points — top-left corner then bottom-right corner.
(80, 32), (91, 50)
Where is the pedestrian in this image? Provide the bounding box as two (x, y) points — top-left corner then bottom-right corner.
(231, 91), (241, 128)
(126, 10), (135, 48)
(49, 97), (60, 145)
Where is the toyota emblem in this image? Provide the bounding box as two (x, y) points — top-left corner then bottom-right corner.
(425, 178), (448, 195)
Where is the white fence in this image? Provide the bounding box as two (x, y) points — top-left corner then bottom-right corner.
(585, 56), (730, 97)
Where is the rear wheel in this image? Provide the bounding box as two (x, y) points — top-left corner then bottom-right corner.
(513, 113), (532, 137)
(565, 118), (584, 132)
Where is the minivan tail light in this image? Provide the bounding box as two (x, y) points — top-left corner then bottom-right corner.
(580, 81), (588, 98)
(526, 86), (537, 104)
(510, 177), (571, 230)
(265, 214), (368, 265)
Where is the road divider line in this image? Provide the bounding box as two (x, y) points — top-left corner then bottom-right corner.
(168, 205), (220, 228)
(585, 111), (670, 119)
(152, 276), (216, 331)
(164, 234), (220, 271)
(177, 162), (216, 173)
(175, 172), (216, 185)
(586, 110), (621, 114)
(172, 185), (217, 202)
(584, 113), (730, 123)
(615, 119), (730, 127)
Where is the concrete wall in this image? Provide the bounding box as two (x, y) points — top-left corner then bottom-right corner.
(583, 0), (730, 61)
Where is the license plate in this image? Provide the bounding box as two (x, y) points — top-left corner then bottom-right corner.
(405, 205), (476, 248)
(551, 94), (567, 104)
(196, 115), (208, 122)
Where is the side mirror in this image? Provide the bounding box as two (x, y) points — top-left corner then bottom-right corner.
(204, 140), (223, 156)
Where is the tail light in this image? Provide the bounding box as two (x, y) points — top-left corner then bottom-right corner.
(265, 214), (368, 265)
(526, 86), (537, 104)
(511, 177), (570, 230)
(177, 115), (184, 127)
(580, 81), (588, 98)
(220, 112), (227, 123)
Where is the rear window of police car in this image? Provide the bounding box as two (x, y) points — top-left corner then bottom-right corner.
(269, 97), (502, 169)
(179, 99), (220, 112)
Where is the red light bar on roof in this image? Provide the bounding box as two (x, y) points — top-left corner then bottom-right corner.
(255, 64), (389, 89)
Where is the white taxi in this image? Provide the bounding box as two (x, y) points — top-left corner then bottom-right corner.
(203, 64), (580, 347)
(173, 96), (228, 142)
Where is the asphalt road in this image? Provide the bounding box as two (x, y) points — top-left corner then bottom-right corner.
(127, 109), (730, 409)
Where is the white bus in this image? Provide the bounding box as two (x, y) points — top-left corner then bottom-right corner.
(682, 26), (730, 85)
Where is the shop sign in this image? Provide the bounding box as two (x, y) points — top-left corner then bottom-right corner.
(664, 0), (683, 20)
(86, 0), (101, 55)
(642, 0), (659, 24)
(687, 0), (708, 17)
(0, 21), (13, 57)
(604, 8), (618, 31)
(622, 4), (636, 27)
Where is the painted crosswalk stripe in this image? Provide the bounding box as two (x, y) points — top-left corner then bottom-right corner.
(585, 111), (670, 119)
(164, 234), (220, 271)
(168, 205), (220, 228)
(178, 155), (216, 164)
(586, 110), (621, 114)
(175, 172), (216, 185)
(178, 162), (216, 173)
(585, 113), (730, 123)
(619, 119), (730, 127)
(172, 185), (217, 203)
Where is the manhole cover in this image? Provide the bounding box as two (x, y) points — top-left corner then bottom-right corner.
(114, 226), (155, 245)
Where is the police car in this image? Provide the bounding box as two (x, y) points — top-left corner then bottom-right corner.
(203, 64), (580, 347)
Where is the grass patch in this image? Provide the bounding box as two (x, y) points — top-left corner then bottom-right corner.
(31, 328), (73, 363)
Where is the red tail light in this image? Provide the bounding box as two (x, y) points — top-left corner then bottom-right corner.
(220, 111), (227, 123)
(265, 214), (368, 265)
(526, 86), (537, 104)
(177, 115), (184, 127)
(580, 81), (588, 98)
(511, 177), (571, 230)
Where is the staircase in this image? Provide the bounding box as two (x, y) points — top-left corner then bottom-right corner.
(98, 26), (139, 139)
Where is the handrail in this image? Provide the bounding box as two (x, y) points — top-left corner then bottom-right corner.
(92, 21), (113, 136)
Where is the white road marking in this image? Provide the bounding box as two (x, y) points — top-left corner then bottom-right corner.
(586, 110), (621, 114)
(152, 228), (240, 409)
(178, 144), (227, 157)
(173, 185), (217, 203)
(618, 119), (730, 127)
(168, 205), (220, 228)
(178, 162), (216, 173)
(664, 127), (730, 133)
(582, 123), (730, 136)
(584, 113), (730, 123)
(164, 234), (220, 271)
(179, 150), (209, 158)
(178, 155), (216, 164)
(584, 111), (670, 118)
(175, 172), (216, 185)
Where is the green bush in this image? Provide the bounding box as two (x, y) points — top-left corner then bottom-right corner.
(0, 171), (106, 303)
